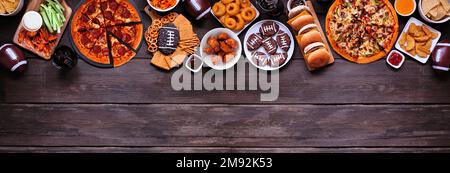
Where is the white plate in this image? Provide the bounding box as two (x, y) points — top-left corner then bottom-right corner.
(200, 28), (242, 70)
(395, 17), (442, 64)
(210, 2), (260, 35)
(243, 20), (295, 71)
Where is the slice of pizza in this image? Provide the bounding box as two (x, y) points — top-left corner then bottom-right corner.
(113, 0), (141, 25)
(72, 11), (100, 32)
(107, 23), (143, 50)
(100, 0), (120, 27)
(109, 34), (136, 67)
(83, 0), (106, 27)
(72, 28), (104, 58)
(365, 25), (395, 51)
(87, 29), (111, 64)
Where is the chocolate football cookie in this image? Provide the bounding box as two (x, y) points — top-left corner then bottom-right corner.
(252, 51), (269, 66)
(276, 30), (291, 52)
(157, 23), (180, 55)
(259, 21), (280, 37)
(246, 33), (263, 51)
(269, 53), (288, 67)
(262, 37), (278, 55)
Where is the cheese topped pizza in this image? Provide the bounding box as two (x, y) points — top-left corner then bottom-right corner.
(326, 0), (398, 63)
(70, 0), (142, 68)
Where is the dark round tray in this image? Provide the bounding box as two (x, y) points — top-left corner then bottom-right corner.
(69, 0), (144, 68)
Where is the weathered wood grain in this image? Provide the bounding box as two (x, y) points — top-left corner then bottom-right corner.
(1, 58), (449, 104)
(1, 147), (449, 153)
(1, 104), (450, 147)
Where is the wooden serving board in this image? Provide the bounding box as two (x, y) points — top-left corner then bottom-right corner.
(301, 0), (334, 71)
(13, 0), (72, 60)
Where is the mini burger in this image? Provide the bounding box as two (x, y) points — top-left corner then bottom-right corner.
(296, 23), (322, 49)
(303, 42), (331, 68)
(287, 6), (314, 31)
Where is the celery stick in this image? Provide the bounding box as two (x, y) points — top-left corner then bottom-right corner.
(40, 10), (54, 33)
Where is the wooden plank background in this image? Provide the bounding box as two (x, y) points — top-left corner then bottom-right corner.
(0, 0), (450, 153)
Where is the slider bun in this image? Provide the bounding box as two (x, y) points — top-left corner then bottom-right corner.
(288, 6), (311, 19)
(298, 23), (317, 35)
(288, 14), (314, 31)
(299, 30), (322, 49)
(307, 48), (331, 68)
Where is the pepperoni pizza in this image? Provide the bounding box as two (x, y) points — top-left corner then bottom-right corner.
(71, 0), (142, 67)
(325, 0), (399, 64)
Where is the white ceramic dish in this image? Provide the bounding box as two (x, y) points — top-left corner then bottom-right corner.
(210, 2), (260, 35)
(243, 20), (295, 71)
(200, 28), (242, 70)
(147, 0), (179, 12)
(418, 0), (450, 24)
(395, 17), (442, 64)
(386, 50), (405, 69)
(185, 54), (203, 73)
(0, 0), (24, 16)
(394, 0), (416, 17)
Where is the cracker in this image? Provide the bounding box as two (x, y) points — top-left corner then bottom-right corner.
(151, 52), (170, 70)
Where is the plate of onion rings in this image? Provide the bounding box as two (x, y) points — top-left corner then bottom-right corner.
(211, 0), (260, 35)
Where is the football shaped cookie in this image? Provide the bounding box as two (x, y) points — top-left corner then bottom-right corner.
(252, 51), (269, 66)
(276, 30), (291, 52)
(259, 21), (279, 37)
(269, 53), (287, 67)
(246, 33), (263, 51)
(157, 23), (180, 55)
(262, 37), (278, 55)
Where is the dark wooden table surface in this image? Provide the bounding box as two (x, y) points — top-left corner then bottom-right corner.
(1, 0), (450, 153)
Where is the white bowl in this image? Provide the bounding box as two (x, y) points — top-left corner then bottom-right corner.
(418, 0), (450, 24)
(147, 0), (179, 12)
(200, 28), (242, 70)
(0, 0), (24, 16)
(394, 0), (416, 17)
(386, 50), (405, 69)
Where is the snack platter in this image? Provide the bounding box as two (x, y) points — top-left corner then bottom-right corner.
(244, 20), (294, 71)
(69, 0), (144, 68)
(395, 17), (442, 64)
(12, 0), (72, 60)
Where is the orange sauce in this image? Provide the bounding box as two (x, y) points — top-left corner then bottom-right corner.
(395, 0), (415, 15)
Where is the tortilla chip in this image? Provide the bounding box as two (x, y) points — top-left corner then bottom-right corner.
(430, 5), (447, 20)
(439, 0), (450, 12)
(0, 2), (6, 14)
(423, 0), (441, 14)
(1, 0), (18, 13)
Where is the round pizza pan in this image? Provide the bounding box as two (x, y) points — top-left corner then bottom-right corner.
(69, 0), (144, 68)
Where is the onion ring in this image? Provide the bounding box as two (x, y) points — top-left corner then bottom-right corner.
(212, 2), (226, 17)
(226, 3), (240, 16)
(241, 7), (256, 22)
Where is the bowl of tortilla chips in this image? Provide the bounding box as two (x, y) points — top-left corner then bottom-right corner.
(419, 0), (450, 23)
(0, 0), (23, 16)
